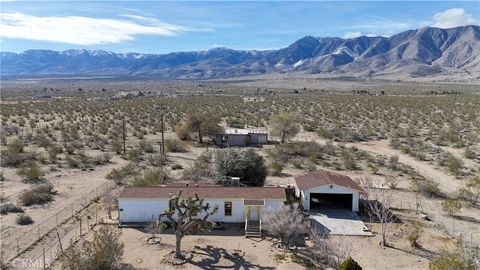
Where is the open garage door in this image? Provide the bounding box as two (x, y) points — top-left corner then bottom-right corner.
(310, 193), (352, 211)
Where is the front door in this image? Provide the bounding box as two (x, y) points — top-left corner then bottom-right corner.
(248, 206), (259, 221)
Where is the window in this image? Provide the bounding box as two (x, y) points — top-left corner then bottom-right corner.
(224, 202), (232, 216)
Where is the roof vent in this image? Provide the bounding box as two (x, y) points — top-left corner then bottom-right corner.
(185, 183), (189, 187)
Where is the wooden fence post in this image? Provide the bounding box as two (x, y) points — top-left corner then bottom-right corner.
(42, 245), (46, 270)
(56, 230), (64, 255)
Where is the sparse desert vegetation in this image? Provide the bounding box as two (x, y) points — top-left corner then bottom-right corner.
(1, 78), (479, 269)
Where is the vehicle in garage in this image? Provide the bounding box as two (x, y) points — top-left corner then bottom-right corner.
(295, 170), (364, 212)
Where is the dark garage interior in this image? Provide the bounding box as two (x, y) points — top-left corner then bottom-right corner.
(310, 193), (352, 210)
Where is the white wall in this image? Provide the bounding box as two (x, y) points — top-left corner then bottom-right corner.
(299, 185), (360, 212)
(118, 198), (169, 223)
(119, 198), (285, 223)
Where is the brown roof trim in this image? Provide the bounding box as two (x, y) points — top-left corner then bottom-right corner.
(294, 170), (364, 192)
(243, 199), (265, 206)
(119, 186), (286, 200)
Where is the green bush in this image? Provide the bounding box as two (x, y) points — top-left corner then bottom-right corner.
(66, 155), (80, 168)
(165, 139), (188, 153)
(337, 257), (362, 270)
(411, 178), (441, 197)
(215, 148), (267, 186)
(290, 158), (303, 169)
(129, 168), (170, 186)
(17, 161), (44, 183)
(429, 250), (476, 270)
(106, 163), (138, 185)
(147, 154), (167, 166)
(171, 164), (183, 170)
(19, 183), (56, 206)
(0, 203), (23, 215)
(270, 162), (283, 176)
(127, 148), (143, 163)
(0, 138), (25, 167)
(16, 214), (34, 225)
(441, 199), (462, 216)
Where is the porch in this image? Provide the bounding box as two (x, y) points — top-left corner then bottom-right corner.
(244, 199), (264, 238)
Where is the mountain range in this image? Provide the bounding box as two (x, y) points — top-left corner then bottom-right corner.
(1, 25), (479, 80)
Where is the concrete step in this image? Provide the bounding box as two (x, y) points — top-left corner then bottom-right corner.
(245, 233), (261, 238)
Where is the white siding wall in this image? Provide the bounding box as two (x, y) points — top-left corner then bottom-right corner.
(119, 198), (285, 223)
(299, 185), (360, 212)
(118, 198), (169, 223)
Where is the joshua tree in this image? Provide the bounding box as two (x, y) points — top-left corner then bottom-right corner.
(159, 191), (218, 260)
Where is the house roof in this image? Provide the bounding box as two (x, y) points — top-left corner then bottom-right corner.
(295, 170), (364, 192)
(119, 186), (286, 200)
(218, 128), (268, 135)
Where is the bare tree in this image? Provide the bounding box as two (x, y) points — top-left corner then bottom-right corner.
(359, 176), (395, 246)
(159, 191), (218, 260)
(103, 188), (120, 220)
(309, 227), (356, 268)
(263, 203), (307, 249)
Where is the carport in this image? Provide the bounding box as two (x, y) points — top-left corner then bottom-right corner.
(295, 170), (364, 212)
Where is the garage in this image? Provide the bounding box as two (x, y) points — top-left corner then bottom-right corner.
(295, 170), (364, 212)
(310, 193), (353, 210)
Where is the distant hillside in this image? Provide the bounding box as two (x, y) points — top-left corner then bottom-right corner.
(1, 25), (479, 80)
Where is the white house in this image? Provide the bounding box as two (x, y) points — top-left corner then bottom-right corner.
(295, 170), (364, 212)
(118, 184), (286, 236)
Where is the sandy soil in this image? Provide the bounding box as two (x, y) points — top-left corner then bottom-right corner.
(76, 219), (455, 270)
(0, 154), (127, 245)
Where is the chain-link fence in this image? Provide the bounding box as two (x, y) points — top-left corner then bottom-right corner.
(1, 182), (114, 268)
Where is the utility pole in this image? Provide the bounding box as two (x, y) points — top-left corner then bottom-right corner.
(161, 113), (165, 156)
(122, 118), (126, 154)
(154, 104), (165, 157)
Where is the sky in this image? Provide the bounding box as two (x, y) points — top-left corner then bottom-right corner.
(0, 1), (479, 54)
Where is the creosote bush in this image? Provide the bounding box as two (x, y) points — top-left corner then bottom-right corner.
(60, 226), (124, 270)
(17, 161), (44, 183)
(16, 214), (34, 225)
(19, 183), (56, 206)
(0, 203), (23, 215)
(165, 139), (188, 153)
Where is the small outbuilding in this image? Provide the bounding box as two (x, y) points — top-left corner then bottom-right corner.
(214, 128), (268, 147)
(295, 170), (364, 212)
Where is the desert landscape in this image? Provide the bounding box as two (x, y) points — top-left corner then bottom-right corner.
(1, 1), (480, 269)
(1, 76), (479, 269)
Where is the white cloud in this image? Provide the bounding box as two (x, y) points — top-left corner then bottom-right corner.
(0, 12), (189, 45)
(432, 8), (479, 28)
(343, 31), (362, 39)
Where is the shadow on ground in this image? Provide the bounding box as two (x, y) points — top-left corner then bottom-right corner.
(188, 244), (276, 270)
